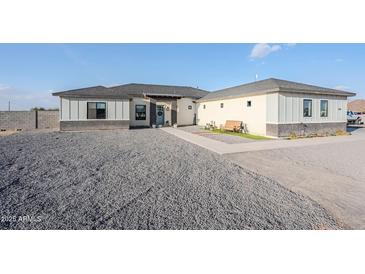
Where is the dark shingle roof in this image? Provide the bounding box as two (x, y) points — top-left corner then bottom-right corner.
(52, 85), (131, 99)
(198, 78), (356, 102)
(53, 83), (208, 99)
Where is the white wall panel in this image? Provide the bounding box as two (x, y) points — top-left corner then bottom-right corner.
(78, 100), (87, 120)
(278, 92), (348, 124)
(70, 100), (79, 120)
(61, 98), (69, 120)
(108, 101), (116, 120)
(122, 101), (129, 120)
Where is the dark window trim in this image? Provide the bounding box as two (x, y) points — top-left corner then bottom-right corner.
(135, 104), (147, 120)
(247, 100), (252, 107)
(203, 104), (206, 109)
(220, 103), (224, 108)
(320, 99), (329, 117)
(87, 102), (106, 120)
(303, 99), (312, 117)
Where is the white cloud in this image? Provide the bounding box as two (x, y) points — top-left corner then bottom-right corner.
(250, 43), (282, 59)
(334, 85), (350, 90)
(0, 84), (10, 91)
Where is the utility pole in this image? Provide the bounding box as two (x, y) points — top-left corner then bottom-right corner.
(8, 101), (10, 111)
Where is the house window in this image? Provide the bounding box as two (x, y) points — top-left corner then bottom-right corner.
(203, 105), (206, 109)
(303, 99), (312, 117)
(188, 105), (192, 110)
(320, 100), (328, 117)
(220, 103), (224, 108)
(135, 105), (146, 120)
(247, 101), (252, 107)
(87, 102), (106, 119)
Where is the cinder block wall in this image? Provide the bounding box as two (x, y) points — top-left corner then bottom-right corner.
(0, 111), (36, 130)
(37, 111), (59, 129)
(0, 110), (59, 131)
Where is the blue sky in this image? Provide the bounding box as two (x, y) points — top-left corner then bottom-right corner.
(0, 43), (364, 110)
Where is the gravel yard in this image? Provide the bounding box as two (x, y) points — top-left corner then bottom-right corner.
(0, 129), (341, 229)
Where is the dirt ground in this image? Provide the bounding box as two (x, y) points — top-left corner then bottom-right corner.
(226, 128), (365, 229)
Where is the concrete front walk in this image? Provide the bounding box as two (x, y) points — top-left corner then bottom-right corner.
(162, 127), (364, 155)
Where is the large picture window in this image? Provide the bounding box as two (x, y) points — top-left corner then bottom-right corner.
(303, 99), (312, 117)
(87, 102), (106, 119)
(135, 105), (146, 120)
(320, 100), (328, 117)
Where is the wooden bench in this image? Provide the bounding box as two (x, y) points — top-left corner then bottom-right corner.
(223, 120), (242, 132)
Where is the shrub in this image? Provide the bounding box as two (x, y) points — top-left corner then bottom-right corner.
(335, 129), (348, 136)
(288, 132), (297, 139)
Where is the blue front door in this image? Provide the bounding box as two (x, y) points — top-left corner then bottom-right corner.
(156, 105), (164, 126)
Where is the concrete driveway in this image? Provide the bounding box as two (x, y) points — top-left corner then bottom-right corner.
(226, 127), (365, 229)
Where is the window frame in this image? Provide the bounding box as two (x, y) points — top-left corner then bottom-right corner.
(220, 103), (224, 108)
(303, 99), (313, 118)
(203, 104), (206, 109)
(135, 104), (147, 120)
(247, 100), (252, 107)
(320, 100), (328, 117)
(188, 105), (192, 110)
(87, 102), (106, 120)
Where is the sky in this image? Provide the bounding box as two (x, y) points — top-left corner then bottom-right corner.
(0, 43), (364, 110)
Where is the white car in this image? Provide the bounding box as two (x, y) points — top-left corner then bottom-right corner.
(347, 111), (362, 124)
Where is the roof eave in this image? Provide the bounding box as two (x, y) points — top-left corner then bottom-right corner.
(279, 88), (356, 97)
(56, 94), (131, 100)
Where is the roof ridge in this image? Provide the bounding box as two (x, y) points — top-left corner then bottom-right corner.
(111, 82), (201, 89)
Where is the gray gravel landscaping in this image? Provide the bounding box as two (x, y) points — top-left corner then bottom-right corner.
(0, 129), (342, 229)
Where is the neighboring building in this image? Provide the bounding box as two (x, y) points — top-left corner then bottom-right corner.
(348, 99), (365, 114)
(196, 78), (355, 137)
(52, 84), (208, 131)
(53, 78), (356, 137)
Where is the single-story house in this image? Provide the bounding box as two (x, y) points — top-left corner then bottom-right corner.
(52, 83), (208, 131)
(53, 78), (356, 137)
(197, 78), (355, 137)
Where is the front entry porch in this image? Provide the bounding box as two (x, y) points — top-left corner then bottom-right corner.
(149, 96), (178, 127)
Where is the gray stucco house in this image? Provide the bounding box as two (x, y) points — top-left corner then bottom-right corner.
(53, 78), (356, 137)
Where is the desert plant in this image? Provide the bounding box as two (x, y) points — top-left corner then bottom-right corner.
(335, 129), (349, 136)
(288, 132), (298, 139)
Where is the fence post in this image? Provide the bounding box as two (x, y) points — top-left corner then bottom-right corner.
(35, 110), (38, 129)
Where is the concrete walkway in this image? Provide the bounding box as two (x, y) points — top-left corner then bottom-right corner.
(162, 127), (364, 154)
